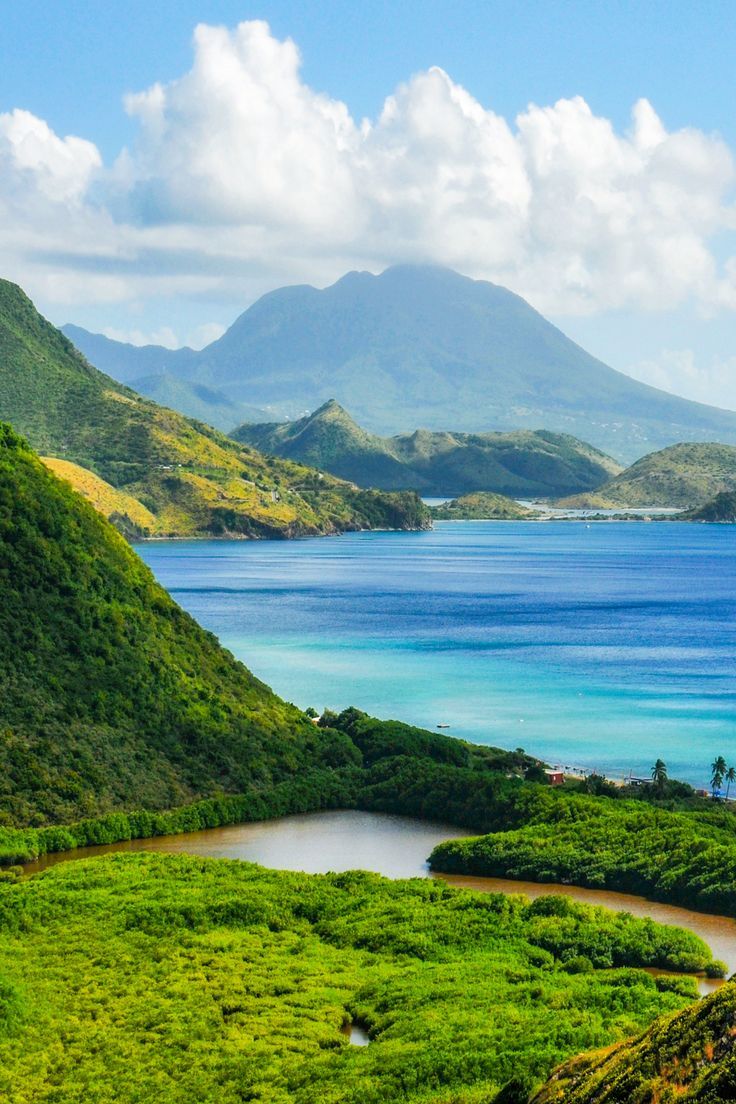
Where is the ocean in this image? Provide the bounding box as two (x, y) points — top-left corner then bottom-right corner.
(139, 521), (736, 787)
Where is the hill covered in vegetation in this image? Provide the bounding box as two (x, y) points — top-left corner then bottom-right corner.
(0, 852), (718, 1104)
(234, 400), (621, 497)
(429, 785), (736, 917)
(686, 489), (736, 522)
(430, 492), (536, 520)
(0, 282), (428, 538)
(67, 265), (736, 462)
(0, 426), (523, 836)
(0, 423), (365, 826)
(533, 981), (736, 1103)
(558, 442), (736, 509)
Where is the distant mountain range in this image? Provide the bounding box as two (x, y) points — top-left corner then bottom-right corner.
(61, 325), (269, 430)
(0, 280), (428, 539)
(558, 442), (736, 509)
(64, 265), (736, 462)
(233, 399), (622, 498)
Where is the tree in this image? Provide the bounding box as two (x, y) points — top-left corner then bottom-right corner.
(650, 759), (668, 792)
(726, 766), (736, 800)
(711, 755), (727, 797)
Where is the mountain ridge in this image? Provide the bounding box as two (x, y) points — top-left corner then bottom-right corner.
(64, 265), (736, 462)
(233, 399), (623, 497)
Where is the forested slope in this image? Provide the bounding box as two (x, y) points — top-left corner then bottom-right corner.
(0, 423), (357, 825)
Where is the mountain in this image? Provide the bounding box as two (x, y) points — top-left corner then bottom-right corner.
(430, 493), (535, 520)
(0, 422), (358, 825)
(67, 266), (736, 462)
(0, 280), (429, 538)
(61, 323), (198, 383)
(558, 442), (736, 509)
(233, 400), (622, 497)
(532, 981), (736, 1103)
(60, 326), (273, 430)
(125, 371), (270, 431)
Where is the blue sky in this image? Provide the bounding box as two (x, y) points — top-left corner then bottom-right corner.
(3, 1), (735, 152)
(1, 1), (735, 407)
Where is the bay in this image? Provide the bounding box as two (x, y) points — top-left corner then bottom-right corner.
(138, 521), (736, 787)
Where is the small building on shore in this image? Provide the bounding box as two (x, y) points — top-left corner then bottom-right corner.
(544, 769), (564, 786)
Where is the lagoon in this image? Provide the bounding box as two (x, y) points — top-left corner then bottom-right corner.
(24, 809), (736, 986)
(139, 521), (736, 787)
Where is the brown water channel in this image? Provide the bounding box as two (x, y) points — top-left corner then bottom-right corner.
(24, 809), (736, 992)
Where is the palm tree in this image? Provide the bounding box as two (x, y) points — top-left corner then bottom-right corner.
(711, 755), (727, 797)
(726, 766), (736, 800)
(650, 759), (668, 791)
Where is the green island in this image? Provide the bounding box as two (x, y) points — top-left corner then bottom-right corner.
(4, 414), (736, 1100)
(430, 492), (536, 520)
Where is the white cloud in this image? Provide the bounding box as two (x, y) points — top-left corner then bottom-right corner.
(102, 325), (180, 349)
(0, 108), (100, 202)
(188, 321), (226, 348)
(120, 21), (359, 231)
(101, 320), (225, 350)
(626, 349), (736, 411)
(2, 19), (736, 330)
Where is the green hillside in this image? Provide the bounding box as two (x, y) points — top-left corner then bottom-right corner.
(234, 400), (622, 497)
(533, 981), (736, 1103)
(431, 492), (535, 520)
(557, 442), (736, 509)
(0, 281), (428, 538)
(0, 422), (361, 825)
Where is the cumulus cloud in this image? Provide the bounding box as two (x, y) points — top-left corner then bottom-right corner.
(0, 108), (100, 202)
(2, 18), (736, 328)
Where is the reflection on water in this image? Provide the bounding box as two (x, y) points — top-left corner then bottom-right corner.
(24, 810), (736, 990)
(341, 1022), (371, 1046)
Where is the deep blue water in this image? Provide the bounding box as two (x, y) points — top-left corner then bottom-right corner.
(139, 522), (736, 787)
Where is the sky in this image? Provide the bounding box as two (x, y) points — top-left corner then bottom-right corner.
(1, 0), (735, 407)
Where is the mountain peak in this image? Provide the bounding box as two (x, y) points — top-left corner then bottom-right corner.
(310, 398), (353, 420)
(64, 264), (736, 461)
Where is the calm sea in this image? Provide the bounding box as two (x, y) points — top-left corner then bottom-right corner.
(139, 522), (736, 787)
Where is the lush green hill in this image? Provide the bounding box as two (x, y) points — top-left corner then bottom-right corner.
(234, 400), (622, 497)
(533, 981), (736, 1103)
(0, 852), (717, 1104)
(1, 281), (428, 538)
(431, 492), (536, 520)
(558, 442), (736, 509)
(70, 266), (736, 462)
(0, 423), (367, 825)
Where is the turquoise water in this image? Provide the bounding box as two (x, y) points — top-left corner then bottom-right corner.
(139, 522), (736, 787)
